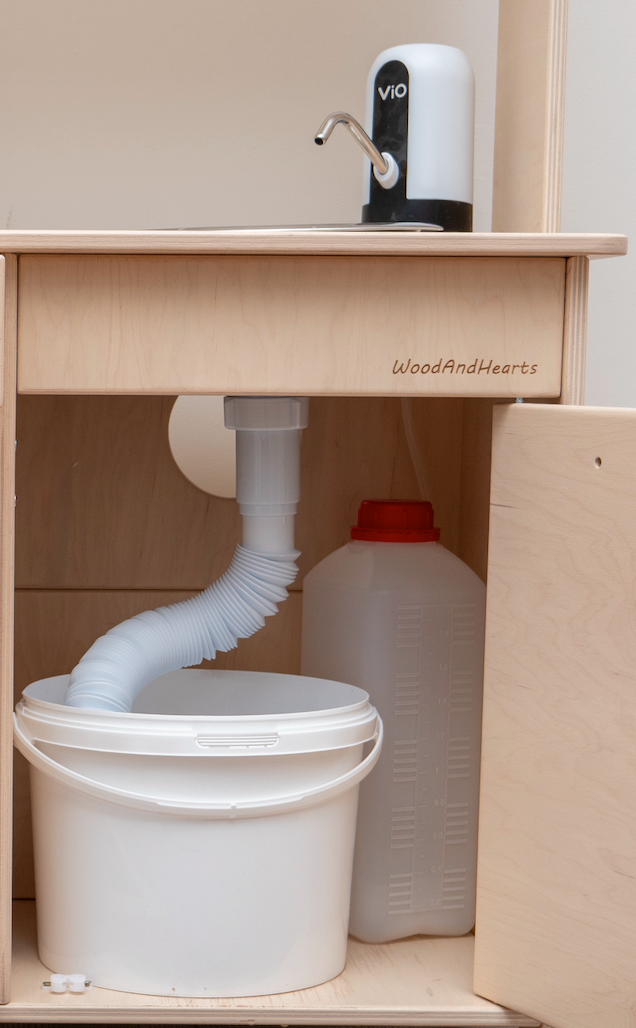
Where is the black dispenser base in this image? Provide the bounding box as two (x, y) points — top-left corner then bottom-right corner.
(362, 199), (472, 232)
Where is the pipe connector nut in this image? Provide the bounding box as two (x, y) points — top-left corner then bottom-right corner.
(224, 397), (309, 432)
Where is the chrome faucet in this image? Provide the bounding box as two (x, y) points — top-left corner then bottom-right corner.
(314, 112), (399, 188)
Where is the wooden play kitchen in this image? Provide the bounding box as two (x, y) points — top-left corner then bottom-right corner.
(0, 2), (633, 1026)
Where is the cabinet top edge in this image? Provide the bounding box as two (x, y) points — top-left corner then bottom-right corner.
(0, 230), (627, 257)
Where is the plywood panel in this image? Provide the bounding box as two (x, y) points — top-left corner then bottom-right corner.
(0, 228), (626, 257)
(474, 403), (636, 1028)
(17, 256), (566, 397)
(561, 255), (588, 405)
(0, 255), (17, 1001)
(5, 900), (538, 1025)
(298, 396), (465, 567)
(13, 588), (302, 899)
(15, 395), (239, 590)
(493, 0), (568, 231)
(458, 399), (498, 583)
(16, 395), (467, 589)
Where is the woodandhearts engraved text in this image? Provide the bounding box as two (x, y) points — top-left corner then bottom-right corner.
(393, 358), (539, 376)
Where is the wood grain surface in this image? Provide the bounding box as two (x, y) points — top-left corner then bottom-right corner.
(0, 257), (17, 1002)
(474, 403), (636, 1028)
(458, 399), (499, 584)
(492, 0), (568, 232)
(4, 901), (538, 1025)
(15, 395), (467, 590)
(16, 256), (567, 397)
(0, 229), (626, 257)
(561, 256), (589, 405)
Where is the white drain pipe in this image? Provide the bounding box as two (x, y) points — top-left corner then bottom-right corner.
(64, 397), (308, 712)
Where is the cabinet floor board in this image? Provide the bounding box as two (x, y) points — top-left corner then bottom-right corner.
(4, 903), (538, 1026)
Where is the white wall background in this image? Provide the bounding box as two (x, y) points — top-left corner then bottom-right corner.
(561, 0), (636, 407)
(0, 0), (498, 232)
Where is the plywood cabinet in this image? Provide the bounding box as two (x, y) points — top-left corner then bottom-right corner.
(0, 227), (632, 1028)
(474, 403), (636, 1028)
(0, 0), (631, 1022)
(17, 253), (566, 397)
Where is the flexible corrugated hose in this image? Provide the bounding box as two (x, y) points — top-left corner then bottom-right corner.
(64, 396), (308, 713)
(64, 545), (299, 713)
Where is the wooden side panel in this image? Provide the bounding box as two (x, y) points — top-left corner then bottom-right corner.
(458, 398), (498, 584)
(16, 256), (566, 397)
(474, 403), (636, 1028)
(0, 256), (17, 1001)
(493, 0), (568, 231)
(561, 256), (589, 405)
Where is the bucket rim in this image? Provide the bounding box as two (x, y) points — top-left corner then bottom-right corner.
(20, 670), (371, 724)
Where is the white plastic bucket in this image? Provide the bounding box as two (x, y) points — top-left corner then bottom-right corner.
(14, 669), (382, 998)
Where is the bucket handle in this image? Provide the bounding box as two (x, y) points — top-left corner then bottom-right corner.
(14, 713), (382, 820)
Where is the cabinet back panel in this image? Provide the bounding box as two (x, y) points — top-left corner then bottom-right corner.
(15, 395), (470, 588)
(14, 393), (484, 896)
(476, 403), (636, 1028)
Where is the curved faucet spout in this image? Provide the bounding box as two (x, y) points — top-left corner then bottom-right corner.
(314, 112), (389, 176)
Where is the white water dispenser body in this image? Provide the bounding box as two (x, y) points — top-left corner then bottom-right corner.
(362, 43), (475, 230)
(301, 500), (486, 942)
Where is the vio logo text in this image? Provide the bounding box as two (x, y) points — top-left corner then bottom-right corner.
(377, 83), (407, 100)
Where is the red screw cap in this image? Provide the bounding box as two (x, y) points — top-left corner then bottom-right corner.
(351, 500), (440, 542)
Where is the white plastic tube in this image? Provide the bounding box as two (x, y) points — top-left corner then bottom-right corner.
(64, 397), (309, 713)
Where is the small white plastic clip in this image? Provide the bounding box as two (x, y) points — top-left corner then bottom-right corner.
(42, 973), (92, 993)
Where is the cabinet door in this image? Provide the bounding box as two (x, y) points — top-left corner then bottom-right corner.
(474, 403), (636, 1028)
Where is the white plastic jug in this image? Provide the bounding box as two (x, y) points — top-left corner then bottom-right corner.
(301, 500), (485, 943)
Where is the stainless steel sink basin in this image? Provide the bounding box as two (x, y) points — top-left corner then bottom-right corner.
(168, 222), (444, 232)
